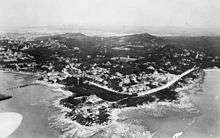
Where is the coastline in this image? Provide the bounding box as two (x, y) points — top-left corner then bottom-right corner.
(48, 70), (207, 137)
(34, 80), (73, 97)
(112, 69), (208, 138)
(1, 29), (220, 138)
(0, 69), (72, 97)
(180, 68), (220, 138)
(175, 69), (205, 93)
(0, 71), (61, 138)
(0, 67), (215, 98)
(51, 97), (153, 138)
(1, 68), (218, 138)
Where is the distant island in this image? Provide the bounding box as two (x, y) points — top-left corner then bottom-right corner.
(0, 32), (220, 127)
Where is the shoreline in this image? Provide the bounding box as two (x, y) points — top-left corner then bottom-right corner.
(34, 80), (73, 97)
(1, 67), (217, 97)
(0, 71), (61, 138)
(176, 69), (205, 92)
(48, 70), (207, 137)
(0, 69), (72, 97)
(0, 68), (218, 137)
(49, 68), (219, 138)
(51, 96), (153, 138)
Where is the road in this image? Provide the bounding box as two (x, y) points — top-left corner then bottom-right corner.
(137, 67), (196, 96)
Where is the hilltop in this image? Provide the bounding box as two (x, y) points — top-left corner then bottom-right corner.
(1, 32), (219, 74)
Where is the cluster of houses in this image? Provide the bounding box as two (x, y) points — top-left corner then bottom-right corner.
(60, 60), (177, 94)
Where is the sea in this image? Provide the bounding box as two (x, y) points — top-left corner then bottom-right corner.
(0, 69), (219, 138)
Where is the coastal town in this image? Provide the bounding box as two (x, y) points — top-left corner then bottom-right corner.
(1, 0), (220, 137)
(0, 32), (220, 127)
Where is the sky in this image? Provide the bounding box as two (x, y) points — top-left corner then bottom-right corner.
(0, 0), (220, 29)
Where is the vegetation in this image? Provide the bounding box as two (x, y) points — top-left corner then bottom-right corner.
(1, 32), (219, 126)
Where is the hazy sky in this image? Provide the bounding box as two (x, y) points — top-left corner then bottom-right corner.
(0, 0), (220, 28)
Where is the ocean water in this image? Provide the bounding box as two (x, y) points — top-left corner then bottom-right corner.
(0, 71), (61, 138)
(53, 70), (220, 138)
(116, 70), (220, 138)
(0, 70), (220, 138)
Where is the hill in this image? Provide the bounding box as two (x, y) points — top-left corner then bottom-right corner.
(163, 36), (220, 56)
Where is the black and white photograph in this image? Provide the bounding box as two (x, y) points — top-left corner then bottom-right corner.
(0, 0), (220, 137)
